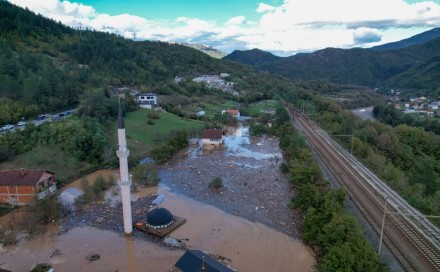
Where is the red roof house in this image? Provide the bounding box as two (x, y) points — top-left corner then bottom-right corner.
(0, 169), (56, 205)
(201, 129), (224, 146)
(221, 110), (240, 117)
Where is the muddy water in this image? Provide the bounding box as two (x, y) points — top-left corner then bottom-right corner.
(1, 172), (315, 272)
(1, 126), (316, 271)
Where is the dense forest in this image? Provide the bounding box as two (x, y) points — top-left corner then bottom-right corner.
(0, 1), (255, 124)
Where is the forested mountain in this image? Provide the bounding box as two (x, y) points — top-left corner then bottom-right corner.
(372, 27), (440, 51)
(224, 48), (280, 66)
(0, 1), (254, 123)
(224, 31), (440, 92)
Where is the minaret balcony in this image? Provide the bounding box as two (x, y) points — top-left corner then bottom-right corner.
(116, 149), (130, 157)
(118, 178), (132, 186)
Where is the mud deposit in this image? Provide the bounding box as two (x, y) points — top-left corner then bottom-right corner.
(0, 126), (316, 271)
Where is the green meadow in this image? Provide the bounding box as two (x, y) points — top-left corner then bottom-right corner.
(123, 108), (204, 158)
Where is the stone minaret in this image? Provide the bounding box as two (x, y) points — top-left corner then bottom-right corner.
(117, 105), (133, 234)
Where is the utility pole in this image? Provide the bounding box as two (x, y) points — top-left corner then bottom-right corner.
(79, 22), (83, 41)
(379, 197), (388, 256)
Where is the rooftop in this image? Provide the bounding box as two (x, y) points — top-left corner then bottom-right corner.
(201, 129), (223, 140)
(0, 169), (54, 186)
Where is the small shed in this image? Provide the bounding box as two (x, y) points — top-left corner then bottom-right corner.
(174, 250), (235, 272)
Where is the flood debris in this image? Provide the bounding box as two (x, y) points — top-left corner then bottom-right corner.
(86, 253), (100, 262)
(30, 263), (53, 272)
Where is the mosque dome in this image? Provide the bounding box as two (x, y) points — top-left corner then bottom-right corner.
(146, 207), (174, 229)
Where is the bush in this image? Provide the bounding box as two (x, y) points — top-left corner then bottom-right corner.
(209, 176), (223, 188)
(92, 175), (107, 198)
(279, 162), (289, 173)
(132, 163), (159, 187)
(146, 110), (160, 120)
(249, 123), (265, 136)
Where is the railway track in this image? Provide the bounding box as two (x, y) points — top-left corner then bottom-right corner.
(289, 108), (440, 271)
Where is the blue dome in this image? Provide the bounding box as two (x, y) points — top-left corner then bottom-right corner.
(146, 207), (174, 228)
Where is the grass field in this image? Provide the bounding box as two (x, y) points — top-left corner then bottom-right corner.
(247, 100), (280, 117)
(0, 145), (94, 183)
(123, 108), (204, 158)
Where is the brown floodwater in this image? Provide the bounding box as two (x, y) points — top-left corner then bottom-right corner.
(2, 125), (316, 271)
(1, 170), (315, 272)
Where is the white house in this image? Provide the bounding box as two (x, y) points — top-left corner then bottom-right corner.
(201, 129), (224, 146)
(137, 93), (157, 109)
(430, 102), (439, 110)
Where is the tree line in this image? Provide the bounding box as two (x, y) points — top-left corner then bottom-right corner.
(274, 106), (385, 271)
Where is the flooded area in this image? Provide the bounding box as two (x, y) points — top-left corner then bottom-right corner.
(0, 125), (316, 271)
(351, 106), (375, 121)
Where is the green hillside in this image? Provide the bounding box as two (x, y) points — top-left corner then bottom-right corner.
(0, 1), (254, 124)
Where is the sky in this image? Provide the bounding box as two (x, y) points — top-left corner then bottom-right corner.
(9, 0), (440, 56)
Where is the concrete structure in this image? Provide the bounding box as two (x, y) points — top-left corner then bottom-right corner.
(0, 169), (56, 205)
(116, 105), (133, 234)
(201, 129), (224, 146)
(137, 93), (157, 109)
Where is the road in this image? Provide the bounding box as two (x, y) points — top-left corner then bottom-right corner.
(0, 108), (78, 136)
(288, 107), (440, 271)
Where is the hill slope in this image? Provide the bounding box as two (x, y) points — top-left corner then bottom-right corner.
(372, 27), (440, 51)
(225, 35), (440, 90)
(0, 1), (252, 115)
(224, 48), (281, 66)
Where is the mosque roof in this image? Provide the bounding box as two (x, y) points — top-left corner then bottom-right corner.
(147, 207), (174, 227)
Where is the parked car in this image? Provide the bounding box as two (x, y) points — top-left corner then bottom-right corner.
(51, 114), (60, 121)
(4, 124), (14, 130)
(17, 121), (27, 126)
(36, 114), (49, 121)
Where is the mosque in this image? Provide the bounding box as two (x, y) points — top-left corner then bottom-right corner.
(117, 104), (185, 237)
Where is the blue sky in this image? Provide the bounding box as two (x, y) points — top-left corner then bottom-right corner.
(10, 0), (440, 56)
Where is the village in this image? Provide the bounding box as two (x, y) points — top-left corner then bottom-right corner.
(393, 95), (440, 117)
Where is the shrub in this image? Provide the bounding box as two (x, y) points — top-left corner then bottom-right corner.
(209, 176), (223, 188)
(279, 162), (289, 173)
(92, 175), (107, 198)
(132, 163), (159, 187)
(146, 110), (160, 120)
(249, 123), (265, 136)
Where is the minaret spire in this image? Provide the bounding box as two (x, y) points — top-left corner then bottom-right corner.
(116, 103), (133, 234)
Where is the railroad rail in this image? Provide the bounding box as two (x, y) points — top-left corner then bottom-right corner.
(288, 107), (440, 271)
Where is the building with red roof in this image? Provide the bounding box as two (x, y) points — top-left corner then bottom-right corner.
(0, 169), (56, 205)
(201, 129), (224, 147)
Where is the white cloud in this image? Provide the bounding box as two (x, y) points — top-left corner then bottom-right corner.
(256, 3), (276, 13)
(8, 0), (440, 55)
(353, 27), (382, 44)
(225, 16), (246, 26)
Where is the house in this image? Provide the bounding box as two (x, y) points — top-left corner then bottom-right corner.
(220, 73), (230, 78)
(222, 110), (240, 117)
(137, 93), (157, 109)
(430, 102), (439, 110)
(0, 169), (57, 205)
(201, 129), (224, 146)
(174, 250), (235, 272)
